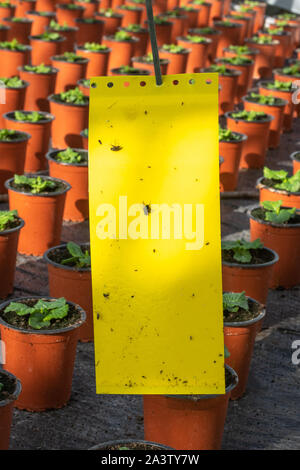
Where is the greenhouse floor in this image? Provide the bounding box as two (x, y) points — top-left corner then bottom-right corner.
(2, 119), (300, 450)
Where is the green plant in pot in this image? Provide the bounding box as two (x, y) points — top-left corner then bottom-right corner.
(257, 167), (300, 209)
(219, 127), (248, 191)
(0, 128), (31, 193)
(0, 39), (31, 77)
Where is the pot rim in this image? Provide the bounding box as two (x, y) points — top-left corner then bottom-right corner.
(0, 44), (32, 52)
(76, 45), (111, 53)
(188, 27), (221, 35)
(223, 46), (260, 55)
(290, 151), (300, 163)
(18, 65), (59, 75)
(0, 216), (25, 235)
(95, 12), (123, 19)
(103, 34), (138, 43)
(257, 176), (300, 196)
(273, 68), (300, 79)
(176, 35), (212, 45)
(5, 175), (71, 197)
(26, 10), (55, 16)
(89, 440), (174, 450)
(215, 57), (254, 67)
(120, 26), (148, 33)
(165, 364), (238, 401)
(46, 148), (88, 167)
(3, 17), (33, 24)
(57, 3), (85, 10)
(201, 67), (242, 77)
(46, 25), (79, 32)
(0, 369), (22, 408)
(222, 245), (279, 269)
(0, 130), (31, 143)
(48, 93), (89, 107)
(117, 4), (144, 11)
(74, 18), (105, 25)
(223, 295), (265, 328)
(219, 130), (248, 143)
(51, 54), (89, 64)
(242, 95), (288, 107)
(1, 80), (30, 90)
(44, 242), (91, 272)
(110, 66), (150, 75)
(132, 55), (169, 65)
(225, 110), (275, 123)
(245, 38), (280, 46)
(3, 110), (55, 124)
(29, 35), (65, 43)
(258, 79), (294, 93)
(158, 46), (191, 55)
(248, 205), (300, 228)
(0, 296), (86, 335)
(213, 20), (243, 28)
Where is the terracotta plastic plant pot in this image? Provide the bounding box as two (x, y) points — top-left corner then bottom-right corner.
(143, 365), (238, 450)
(222, 248), (279, 305)
(249, 207), (300, 288)
(80, 129), (88, 149)
(0, 25), (9, 41)
(231, 9), (256, 37)
(75, 18), (104, 45)
(15, 0), (37, 16)
(272, 22), (298, 54)
(74, 0), (99, 18)
(95, 12), (123, 36)
(189, 1), (211, 28)
(145, 21), (172, 50)
(125, 0), (147, 23)
(248, 2), (266, 33)
(215, 58), (254, 103)
(226, 112), (273, 169)
(111, 0), (124, 8)
(103, 35), (138, 70)
(0, 81), (29, 128)
(243, 96), (287, 150)
(47, 26), (78, 53)
(257, 176), (300, 210)
(177, 36), (211, 72)
(188, 28), (221, 66)
(180, 8), (198, 32)
(162, 14), (187, 43)
(0, 4), (15, 23)
(4, 17), (32, 44)
(258, 81), (295, 133)
(213, 22), (242, 57)
(201, 68), (240, 115)
(36, 0), (55, 11)
(290, 151), (300, 175)
(159, 47), (190, 74)
(30, 35), (65, 65)
(224, 15), (250, 44)
(224, 299), (265, 400)
(223, 45), (259, 62)
(0, 45), (31, 77)
(56, 4), (85, 27)
(0, 216), (24, 298)
(131, 56), (169, 75)
(258, 31), (291, 69)
(19, 66), (58, 112)
(76, 46), (110, 77)
(117, 5), (142, 27)
(51, 56), (88, 93)
(120, 27), (148, 56)
(110, 66), (150, 75)
(207, 0), (223, 25)
(4, 110), (54, 173)
(44, 243), (93, 341)
(46, 148), (88, 221)
(5, 176), (70, 256)
(0, 131), (30, 193)
(77, 78), (89, 96)
(26, 11), (55, 36)
(219, 131), (247, 191)
(245, 39), (278, 79)
(0, 369), (22, 450)
(0, 297), (86, 411)
(48, 94), (89, 149)
(89, 440), (174, 450)
(272, 68), (300, 119)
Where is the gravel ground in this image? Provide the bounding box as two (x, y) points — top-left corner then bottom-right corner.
(2, 116), (300, 451)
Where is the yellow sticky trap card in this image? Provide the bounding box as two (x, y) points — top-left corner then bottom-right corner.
(89, 73), (225, 395)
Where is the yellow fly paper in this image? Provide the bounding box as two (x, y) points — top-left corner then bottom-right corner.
(89, 73), (225, 394)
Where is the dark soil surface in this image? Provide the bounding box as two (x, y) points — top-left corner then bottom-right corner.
(224, 299), (261, 323)
(46, 244), (90, 268)
(222, 247), (275, 264)
(0, 372), (16, 402)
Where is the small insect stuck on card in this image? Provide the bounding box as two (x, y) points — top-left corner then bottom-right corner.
(110, 144), (123, 152)
(143, 202), (151, 215)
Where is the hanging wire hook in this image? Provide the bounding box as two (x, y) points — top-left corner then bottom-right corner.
(145, 0), (163, 86)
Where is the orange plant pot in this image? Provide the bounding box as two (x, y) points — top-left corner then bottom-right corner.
(76, 46), (110, 76)
(177, 36), (211, 72)
(159, 48), (189, 74)
(117, 5), (143, 27)
(143, 365), (238, 450)
(47, 26), (78, 53)
(257, 177), (300, 210)
(19, 66), (58, 112)
(216, 58), (254, 102)
(0, 4), (15, 24)
(78, 78), (89, 96)
(44, 244), (93, 342)
(202, 69), (239, 115)
(0, 25), (9, 41)
(231, 9), (256, 37)
(0, 370), (21, 450)
(48, 95), (89, 149)
(80, 129), (88, 149)
(180, 8), (198, 32)
(51, 56), (88, 93)
(245, 40), (278, 79)
(26, 11), (55, 36)
(258, 81), (295, 133)
(222, 248), (279, 305)
(75, 18), (104, 45)
(190, 1), (211, 28)
(15, 0), (37, 16)
(95, 12), (123, 36)
(162, 14), (187, 43)
(131, 57), (168, 75)
(249, 208), (300, 288)
(120, 27), (149, 57)
(226, 112), (273, 169)
(0, 131), (30, 193)
(103, 35), (137, 70)
(272, 22), (298, 54)
(258, 31), (291, 69)
(188, 28), (221, 66)
(0, 46), (31, 77)
(0, 218), (24, 298)
(74, 0), (99, 18)
(224, 300), (265, 400)
(4, 111), (54, 173)
(146, 21), (172, 50)
(249, 2), (266, 33)
(56, 4), (85, 27)
(243, 97), (287, 149)
(207, 0), (223, 25)
(0, 81), (29, 128)
(46, 148), (88, 221)
(110, 66), (149, 75)
(5, 176), (70, 256)
(30, 36), (65, 65)
(213, 22), (242, 57)
(36, 0), (56, 11)
(125, 0), (147, 23)
(290, 151), (300, 175)
(4, 17), (32, 44)
(0, 297), (85, 411)
(223, 45), (259, 62)
(219, 132), (247, 191)
(224, 15), (250, 44)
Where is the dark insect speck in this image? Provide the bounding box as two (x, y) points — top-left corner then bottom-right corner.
(103, 293), (110, 299)
(111, 145), (123, 151)
(98, 139), (102, 145)
(143, 203), (151, 215)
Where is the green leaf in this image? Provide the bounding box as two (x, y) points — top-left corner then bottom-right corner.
(0, 382), (3, 392)
(4, 302), (33, 316)
(67, 242), (84, 258)
(56, 147), (84, 163)
(224, 346), (230, 358)
(263, 167), (288, 181)
(43, 304), (69, 322)
(0, 210), (17, 231)
(265, 208), (296, 224)
(232, 247), (252, 263)
(223, 292), (249, 313)
(29, 311), (50, 329)
(261, 200), (282, 214)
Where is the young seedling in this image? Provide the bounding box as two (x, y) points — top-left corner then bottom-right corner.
(247, 92), (284, 105)
(282, 65), (300, 77)
(54, 52), (86, 62)
(0, 129), (19, 141)
(221, 239), (263, 263)
(49, 20), (72, 31)
(61, 3), (82, 8)
(61, 242), (91, 268)
(0, 382), (3, 393)
(0, 39), (27, 50)
(219, 56), (252, 65)
(265, 80), (293, 91)
(83, 42), (109, 51)
(190, 27), (218, 34)
(11, 17), (31, 22)
(0, 210), (18, 231)
(14, 111), (46, 122)
(223, 291), (249, 313)
(261, 200), (296, 224)
(125, 24), (145, 32)
(82, 128), (88, 137)
(219, 128), (242, 141)
(23, 63), (54, 73)
(13, 174), (57, 194)
(185, 34), (208, 43)
(231, 110), (268, 121)
(161, 44), (187, 53)
(263, 167), (300, 193)
(0, 76), (24, 88)
(34, 32), (62, 41)
(80, 78), (90, 87)
(113, 31), (133, 41)
(117, 65), (144, 74)
(228, 45), (254, 54)
(250, 35), (275, 44)
(4, 297), (69, 330)
(58, 87), (88, 105)
(99, 8), (118, 17)
(207, 64), (235, 75)
(56, 147), (86, 164)
(153, 16), (170, 25)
